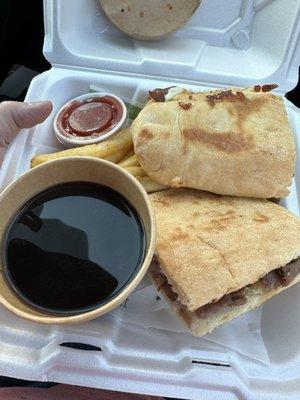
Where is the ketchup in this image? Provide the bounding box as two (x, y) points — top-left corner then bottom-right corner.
(56, 96), (124, 138)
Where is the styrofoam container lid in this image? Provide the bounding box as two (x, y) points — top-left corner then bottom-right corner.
(44, 0), (300, 92)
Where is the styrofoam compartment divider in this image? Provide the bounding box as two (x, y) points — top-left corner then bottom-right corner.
(0, 0), (300, 399)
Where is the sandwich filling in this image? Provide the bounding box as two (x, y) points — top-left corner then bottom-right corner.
(150, 257), (300, 324)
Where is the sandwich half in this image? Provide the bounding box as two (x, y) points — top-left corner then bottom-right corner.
(149, 189), (300, 336)
(132, 85), (295, 198)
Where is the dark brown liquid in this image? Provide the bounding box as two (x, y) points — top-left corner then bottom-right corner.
(3, 182), (145, 314)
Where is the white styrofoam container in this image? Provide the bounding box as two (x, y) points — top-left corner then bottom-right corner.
(0, 1), (300, 399)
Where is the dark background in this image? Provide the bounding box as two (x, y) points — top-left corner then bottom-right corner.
(0, 0), (299, 394)
(0, 0), (50, 102)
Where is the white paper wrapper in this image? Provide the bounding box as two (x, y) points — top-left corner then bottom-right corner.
(110, 282), (270, 365)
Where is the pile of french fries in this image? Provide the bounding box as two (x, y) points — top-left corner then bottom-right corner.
(30, 128), (167, 194)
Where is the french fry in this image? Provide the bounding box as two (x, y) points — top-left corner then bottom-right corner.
(119, 154), (140, 168)
(30, 128), (133, 168)
(104, 146), (133, 163)
(118, 149), (135, 164)
(137, 176), (168, 193)
(123, 166), (146, 177)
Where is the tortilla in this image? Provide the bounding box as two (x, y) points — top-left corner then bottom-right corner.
(132, 87), (295, 198)
(99, 0), (201, 41)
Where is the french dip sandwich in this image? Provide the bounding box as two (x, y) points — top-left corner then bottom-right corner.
(132, 85), (295, 199)
(149, 189), (300, 336)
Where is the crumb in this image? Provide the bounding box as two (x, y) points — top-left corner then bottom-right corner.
(261, 84), (278, 92)
(178, 101), (192, 110)
(236, 91), (246, 100)
(171, 176), (183, 187)
(140, 11), (144, 17)
(206, 90), (246, 106)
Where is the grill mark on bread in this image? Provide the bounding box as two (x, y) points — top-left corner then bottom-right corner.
(225, 210), (236, 216)
(171, 231), (189, 241)
(202, 210), (238, 232)
(183, 128), (254, 153)
(152, 197), (169, 206)
(234, 96), (269, 118)
(206, 209), (236, 217)
(138, 128), (153, 142)
(156, 241), (170, 252)
(182, 96), (274, 154)
(135, 126), (156, 151)
(204, 220), (233, 231)
(253, 212), (270, 222)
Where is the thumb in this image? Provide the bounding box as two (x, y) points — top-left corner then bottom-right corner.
(0, 101), (53, 145)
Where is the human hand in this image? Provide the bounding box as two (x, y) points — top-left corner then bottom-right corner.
(0, 100), (53, 164)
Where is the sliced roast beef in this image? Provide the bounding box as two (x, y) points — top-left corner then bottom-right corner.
(195, 289), (247, 318)
(261, 270), (281, 289)
(150, 257), (300, 321)
(278, 258), (300, 286)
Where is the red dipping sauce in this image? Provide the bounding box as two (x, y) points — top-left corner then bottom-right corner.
(56, 96), (124, 140)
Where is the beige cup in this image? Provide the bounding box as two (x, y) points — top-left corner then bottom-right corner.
(0, 157), (156, 324)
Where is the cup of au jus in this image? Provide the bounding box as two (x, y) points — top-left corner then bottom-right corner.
(0, 157), (156, 324)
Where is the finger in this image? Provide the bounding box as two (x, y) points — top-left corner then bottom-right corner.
(22, 101), (53, 126)
(0, 101), (53, 144)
